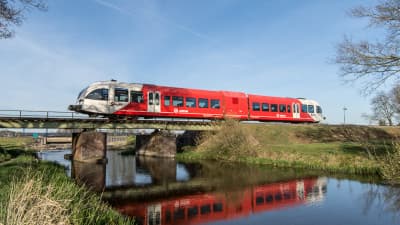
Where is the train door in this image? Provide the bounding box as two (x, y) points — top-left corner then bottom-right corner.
(293, 103), (300, 119)
(147, 91), (161, 113)
(109, 87), (130, 113)
(147, 204), (161, 225)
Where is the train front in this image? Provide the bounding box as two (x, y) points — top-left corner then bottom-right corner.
(297, 98), (325, 123)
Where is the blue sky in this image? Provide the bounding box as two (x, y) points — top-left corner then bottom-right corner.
(0, 0), (386, 124)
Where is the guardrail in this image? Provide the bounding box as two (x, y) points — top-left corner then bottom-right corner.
(0, 110), (89, 119)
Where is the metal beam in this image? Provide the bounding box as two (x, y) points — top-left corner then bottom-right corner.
(0, 117), (218, 131)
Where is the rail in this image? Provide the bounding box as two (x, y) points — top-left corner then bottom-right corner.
(0, 109), (218, 130)
(0, 110), (89, 119)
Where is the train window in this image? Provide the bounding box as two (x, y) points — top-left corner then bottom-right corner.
(200, 204), (211, 215)
(266, 195), (273, 203)
(131, 91), (144, 103)
(271, 104), (278, 112)
(86, 88), (108, 101)
(301, 104), (307, 113)
(155, 93), (160, 105)
(173, 96), (184, 107)
(149, 92), (154, 105)
(115, 88), (128, 102)
(174, 208), (185, 220)
(317, 106), (322, 113)
(252, 102), (260, 111)
(308, 105), (315, 113)
(211, 99), (220, 109)
(78, 86), (88, 99)
(213, 203), (223, 212)
(165, 210), (171, 223)
(275, 193), (282, 201)
(287, 105), (291, 113)
(279, 104), (286, 112)
(199, 98), (209, 108)
(262, 103), (269, 112)
(186, 97), (196, 108)
(256, 196), (264, 205)
(284, 191), (292, 200)
(164, 96), (171, 106)
(188, 206), (198, 218)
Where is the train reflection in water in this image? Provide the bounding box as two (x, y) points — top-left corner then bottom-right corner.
(113, 177), (327, 225)
(61, 150), (327, 225)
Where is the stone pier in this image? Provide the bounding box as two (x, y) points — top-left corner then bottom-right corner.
(136, 130), (177, 157)
(72, 131), (107, 163)
(136, 130), (202, 157)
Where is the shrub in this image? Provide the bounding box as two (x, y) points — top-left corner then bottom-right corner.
(381, 143), (400, 185)
(196, 119), (258, 160)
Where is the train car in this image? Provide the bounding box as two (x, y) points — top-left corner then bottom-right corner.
(247, 95), (324, 123)
(68, 80), (323, 122)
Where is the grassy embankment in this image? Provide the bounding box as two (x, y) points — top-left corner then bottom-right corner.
(0, 137), (134, 225)
(178, 120), (400, 177)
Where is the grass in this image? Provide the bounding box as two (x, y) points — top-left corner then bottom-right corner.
(0, 137), (134, 225)
(178, 121), (400, 176)
(0, 137), (34, 163)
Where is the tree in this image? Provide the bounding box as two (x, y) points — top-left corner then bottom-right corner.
(370, 90), (397, 125)
(335, 0), (400, 94)
(0, 0), (46, 39)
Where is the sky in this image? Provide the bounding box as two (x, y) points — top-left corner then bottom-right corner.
(0, 0), (388, 124)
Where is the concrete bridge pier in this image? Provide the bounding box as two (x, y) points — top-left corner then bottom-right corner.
(136, 130), (202, 157)
(72, 130), (107, 163)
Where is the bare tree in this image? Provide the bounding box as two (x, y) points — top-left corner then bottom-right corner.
(335, 0), (400, 94)
(371, 91), (397, 125)
(0, 0), (46, 39)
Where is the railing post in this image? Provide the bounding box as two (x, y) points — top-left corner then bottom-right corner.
(19, 110), (22, 119)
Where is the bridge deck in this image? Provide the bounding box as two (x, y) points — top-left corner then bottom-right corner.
(0, 117), (218, 130)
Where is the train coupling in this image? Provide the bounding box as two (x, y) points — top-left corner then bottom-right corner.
(68, 104), (82, 112)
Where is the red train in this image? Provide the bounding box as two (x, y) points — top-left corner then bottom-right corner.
(68, 80), (324, 122)
(113, 177), (327, 225)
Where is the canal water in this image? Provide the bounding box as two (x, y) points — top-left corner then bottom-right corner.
(38, 150), (400, 225)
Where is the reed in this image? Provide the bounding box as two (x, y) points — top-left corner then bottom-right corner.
(0, 157), (134, 225)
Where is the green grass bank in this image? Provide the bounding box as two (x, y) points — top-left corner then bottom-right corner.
(0, 137), (134, 225)
(178, 121), (400, 177)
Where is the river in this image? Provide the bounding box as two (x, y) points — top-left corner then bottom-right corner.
(38, 150), (400, 225)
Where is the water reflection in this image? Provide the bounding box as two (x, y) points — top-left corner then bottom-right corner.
(38, 150), (400, 225)
(72, 161), (105, 192)
(111, 177), (327, 225)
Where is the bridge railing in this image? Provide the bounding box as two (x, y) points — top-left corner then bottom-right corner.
(0, 110), (89, 119)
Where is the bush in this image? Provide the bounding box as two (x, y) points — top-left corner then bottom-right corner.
(382, 143), (400, 185)
(196, 119), (258, 160)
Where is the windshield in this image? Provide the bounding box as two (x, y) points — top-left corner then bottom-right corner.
(77, 86), (88, 99)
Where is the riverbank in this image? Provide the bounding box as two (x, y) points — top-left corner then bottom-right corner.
(177, 121), (400, 176)
(0, 137), (134, 225)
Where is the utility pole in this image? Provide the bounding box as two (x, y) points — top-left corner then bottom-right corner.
(343, 106), (347, 124)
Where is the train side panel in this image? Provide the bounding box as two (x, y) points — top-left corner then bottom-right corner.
(248, 94), (315, 122)
(221, 91), (249, 120)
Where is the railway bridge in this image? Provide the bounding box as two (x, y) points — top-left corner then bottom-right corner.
(0, 110), (218, 162)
